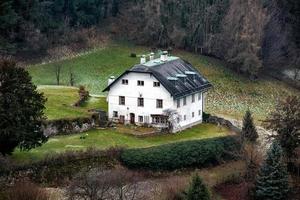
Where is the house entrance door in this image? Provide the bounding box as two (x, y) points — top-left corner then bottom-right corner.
(130, 113), (135, 124)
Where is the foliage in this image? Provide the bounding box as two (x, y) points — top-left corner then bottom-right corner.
(0, 60), (47, 155)
(120, 136), (239, 170)
(241, 110), (258, 143)
(5, 180), (49, 200)
(263, 95), (300, 158)
(74, 85), (90, 106)
(0, 0), (120, 53)
(185, 174), (210, 200)
(255, 142), (289, 200)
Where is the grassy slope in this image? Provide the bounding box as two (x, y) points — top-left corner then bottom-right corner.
(12, 123), (230, 162)
(38, 86), (107, 120)
(28, 42), (299, 121)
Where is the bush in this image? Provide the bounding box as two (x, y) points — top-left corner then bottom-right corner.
(6, 181), (49, 200)
(202, 112), (211, 122)
(121, 136), (239, 171)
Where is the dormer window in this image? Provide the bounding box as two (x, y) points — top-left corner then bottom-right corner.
(153, 81), (160, 87)
(137, 80), (144, 86)
(122, 79), (128, 85)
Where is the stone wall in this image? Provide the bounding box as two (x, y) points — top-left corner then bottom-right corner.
(205, 115), (241, 134)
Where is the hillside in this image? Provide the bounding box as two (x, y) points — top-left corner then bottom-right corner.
(1, 0), (300, 85)
(28, 42), (300, 121)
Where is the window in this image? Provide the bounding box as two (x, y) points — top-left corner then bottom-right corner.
(156, 99), (163, 108)
(198, 110), (201, 116)
(177, 99), (180, 108)
(113, 111), (118, 117)
(192, 94), (195, 103)
(192, 112), (195, 118)
(138, 116), (143, 123)
(153, 81), (160, 87)
(152, 116), (167, 124)
(184, 115), (187, 121)
(138, 98), (144, 107)
(122, 79), (128, 85)
(183, 97), (187, 106)
(198, 93), (201, 101)
(177, 117), (180, 123)
(119, 96), (125, 105)
(137, 80), (144, 86)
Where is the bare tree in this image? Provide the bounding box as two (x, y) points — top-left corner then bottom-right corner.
(69, 67), (75, 86)
(68, 168), (144, 200)
(163, 109), (181, 133)
(54, 64), (61, 85)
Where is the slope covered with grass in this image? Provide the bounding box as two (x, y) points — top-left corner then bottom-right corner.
(12, 123), (230, 162)
(39, 86), (107, 120)
(28, 42), (299, 121)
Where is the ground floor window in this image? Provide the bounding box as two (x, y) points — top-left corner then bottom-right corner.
(198, 110), (201, 116)
(184, 115), (186, 121)
(138, 116), (143, 123)
(192, 112), (195, 118)
(113, 111), (118, 117)
(151, 115), (167, 124)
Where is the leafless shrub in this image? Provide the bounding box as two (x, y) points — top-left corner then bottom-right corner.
(159, 177), (188, 200)
(68, 167), (144, 200)
(6, 180), (49, 200)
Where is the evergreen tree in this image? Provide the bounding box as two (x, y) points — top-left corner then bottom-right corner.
(255, 142), (289, 200)
(241, 110), (258, 143)
(185, 174), (210, 200)
(0, 60), (47, 155)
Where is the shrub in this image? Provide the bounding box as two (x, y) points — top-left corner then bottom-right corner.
(202, 112), (211, 122)
(74, 85), (90, 107)
(185, 174), (210, 200)
(6, 181), (49, 200)
(121, 136), (239, 170)
(130, 53), (137, 57)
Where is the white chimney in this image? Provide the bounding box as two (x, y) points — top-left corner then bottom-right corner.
(108, 76), (115, 85)
(160, 51), (168, 62)
(149, 52), (155, 60)
(140, 55), (146, 64)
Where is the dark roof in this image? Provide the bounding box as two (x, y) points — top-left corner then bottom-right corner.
(103, 58), (212, 99)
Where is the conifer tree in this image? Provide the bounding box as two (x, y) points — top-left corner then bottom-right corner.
(185, 174), (210, 200)
(0, 60), (47, 155)
(241, 110), (258, 143)
(255, 142), (289, 200)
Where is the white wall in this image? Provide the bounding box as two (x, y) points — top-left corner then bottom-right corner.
(107, 72), (204, 131)
(107, 72), (173, 123)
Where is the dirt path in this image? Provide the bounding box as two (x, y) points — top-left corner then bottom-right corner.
(217, 114), (273, 153)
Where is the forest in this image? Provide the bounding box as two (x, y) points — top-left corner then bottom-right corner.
(1, 0), (300, 81)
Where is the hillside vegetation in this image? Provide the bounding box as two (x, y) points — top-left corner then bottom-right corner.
(28, 43), (299, 121)
(1, 0), (299, 80)
(12, 123), (229, 162)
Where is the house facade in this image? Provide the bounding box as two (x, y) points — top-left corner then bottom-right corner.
(103, 52), (212, 132)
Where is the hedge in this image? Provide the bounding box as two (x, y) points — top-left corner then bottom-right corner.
(120, 136), (240, 170)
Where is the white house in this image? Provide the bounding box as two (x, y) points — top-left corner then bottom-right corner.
(103, 52), (212, 132)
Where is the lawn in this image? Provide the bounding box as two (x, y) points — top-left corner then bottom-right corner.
(38, 86), (107, 120)
(28, 42), (300, 122)
(12, 123), (230, 163)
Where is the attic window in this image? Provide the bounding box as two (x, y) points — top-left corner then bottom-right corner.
(137, 80), (144, 86)
(153, 81), (160, 87)
(122, 79), (128, 85)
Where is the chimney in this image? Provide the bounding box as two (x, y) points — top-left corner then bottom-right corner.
(140, 55), (146, 64)
(160, 51), (168, 62)
(108, 76), (115, 85)
(149, 52), (155, 60)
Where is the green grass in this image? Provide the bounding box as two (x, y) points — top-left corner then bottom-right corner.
(12, 123), (230, 163)
(39, 86), (107, 120)
(28, 42), (300, 121)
